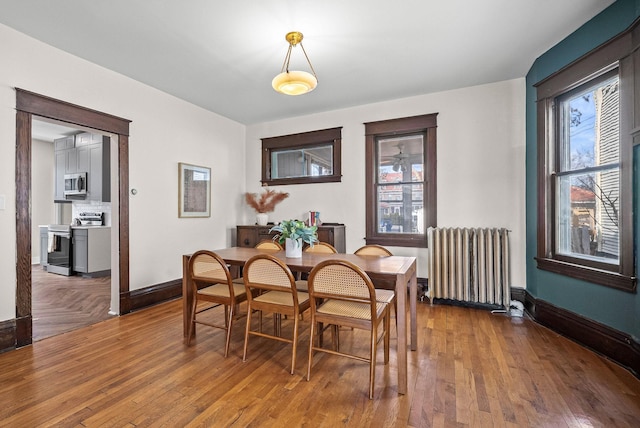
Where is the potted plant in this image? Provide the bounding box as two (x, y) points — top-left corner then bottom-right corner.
(269, 219), (318, 258)
(244, 188), (289, 225)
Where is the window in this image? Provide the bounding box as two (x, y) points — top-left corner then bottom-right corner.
(536, 25), (636, 292)
(261, 127), (341, 186)
(365, 114), (437, 248)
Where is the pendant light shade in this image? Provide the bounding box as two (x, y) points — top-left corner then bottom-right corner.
(272, 31), (317, 96)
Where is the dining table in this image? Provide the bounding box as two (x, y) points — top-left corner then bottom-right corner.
(181, 246), (417, 395)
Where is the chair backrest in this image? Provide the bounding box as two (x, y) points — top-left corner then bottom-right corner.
(304, 242), (338, 254)
(308, 259), (376, 304)
(189, 250), (235, 294)
(243, 253), (299, 297)
(354, 244), (393, 256)
(255, 240), (283, 250)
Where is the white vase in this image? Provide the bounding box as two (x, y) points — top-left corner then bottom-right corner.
(256, 213), (268, 226)
(285, 238), (303, 258)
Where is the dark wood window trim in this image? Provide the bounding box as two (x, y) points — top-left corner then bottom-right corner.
(14, 88), (132, 347)
(261, 127), (342, 186)
(534, 20), (638, 292)
(364, 114), (437, 248)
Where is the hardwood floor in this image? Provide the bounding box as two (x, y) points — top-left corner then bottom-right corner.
(32, 265), (114, 341)
(1, 299), (639, 427)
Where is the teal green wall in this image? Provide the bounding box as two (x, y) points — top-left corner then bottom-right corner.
(526, 0), (640, 340)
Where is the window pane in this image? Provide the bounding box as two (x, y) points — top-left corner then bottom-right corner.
(377, 184), (423, 234)
(271, 145), (333, 179)
(556, 170), (619, 263)
(377, 135), (424, 184)
(559, 75), (619, 172)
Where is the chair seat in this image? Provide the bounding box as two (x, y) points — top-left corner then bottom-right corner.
(232, 277), (245, 284)
(317, 299), (387, 320)
(375, 289), (395, 304)
(199, 282), (246, 298)
(254, 290), (310, 306)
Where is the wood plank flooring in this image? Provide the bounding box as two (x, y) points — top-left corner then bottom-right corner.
(1, 299), (639, 427)
(32, 265), (114, 341)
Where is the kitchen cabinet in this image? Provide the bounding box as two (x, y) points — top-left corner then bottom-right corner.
(236, 224), (346, 252)
(53, 133), (110, 202)
(72, 227), (111, 276)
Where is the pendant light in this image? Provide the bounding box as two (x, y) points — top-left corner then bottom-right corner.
(272, 31), (317, 96)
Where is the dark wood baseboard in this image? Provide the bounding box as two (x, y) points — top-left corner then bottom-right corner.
(523, 290), (639, 378)
(0, 319), (16, 354)
(127, 279), (182, 312)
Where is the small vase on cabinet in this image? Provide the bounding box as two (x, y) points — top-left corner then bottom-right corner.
(285, 238), (303, 258)
(256, 213), (268, 226)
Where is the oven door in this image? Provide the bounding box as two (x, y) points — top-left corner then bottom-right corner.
(47, 225), (73, 276)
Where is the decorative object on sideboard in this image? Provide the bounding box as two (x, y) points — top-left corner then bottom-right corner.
(269, 219), (318, 258)
(244, 188), (289, 225)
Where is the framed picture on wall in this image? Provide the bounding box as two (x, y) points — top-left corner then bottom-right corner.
(178, 162), (211, 218)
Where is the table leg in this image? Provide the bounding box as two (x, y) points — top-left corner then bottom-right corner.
(396, 272), (407, 395)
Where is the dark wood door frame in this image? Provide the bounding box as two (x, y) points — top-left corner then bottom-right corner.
(15, 88), (131, 347)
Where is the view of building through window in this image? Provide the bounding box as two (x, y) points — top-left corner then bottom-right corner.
(556, 73), (619, 264)
(376, 135), (424, 234)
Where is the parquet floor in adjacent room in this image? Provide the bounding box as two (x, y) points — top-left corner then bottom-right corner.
(1, 298), (639, 427)
(32, 264), (114, 341)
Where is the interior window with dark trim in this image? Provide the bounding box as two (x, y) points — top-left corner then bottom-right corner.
(535, 22), (636, 292)
(364, 114), (437, 248)
(261, 127), (342, 186)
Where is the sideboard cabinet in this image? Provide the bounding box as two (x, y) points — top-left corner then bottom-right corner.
(236, 224), (346, 253)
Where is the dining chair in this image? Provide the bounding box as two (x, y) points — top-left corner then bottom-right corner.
(255, 240), (284, 250)
(242, 253), (311, 374)
(187, 250), (248, 357)
(354, 244), (393, 256)
(354, 245), (396, 325)
(304, 241), (338, 254)
(306, 259), (391, 399)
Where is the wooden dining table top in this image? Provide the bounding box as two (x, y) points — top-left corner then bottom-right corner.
(207, 246), (416, 276)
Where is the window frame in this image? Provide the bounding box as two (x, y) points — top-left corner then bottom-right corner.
(364, 113), (437, 248)
(261, 127), (342, 186)
(535, 24), (636, 292)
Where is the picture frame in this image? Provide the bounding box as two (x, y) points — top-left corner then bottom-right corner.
(178, 162), (211, 218)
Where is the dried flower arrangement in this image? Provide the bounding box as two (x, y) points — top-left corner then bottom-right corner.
(244, 188), (289, 213)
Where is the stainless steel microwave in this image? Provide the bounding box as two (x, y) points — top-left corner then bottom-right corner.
(64, 172), (87, 197)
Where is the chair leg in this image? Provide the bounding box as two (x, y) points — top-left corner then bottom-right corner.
(243, 302), (252, 362)
(369, 325), (377, 400)
(384, 309), (390, 364)
(186, 297), (198, 346)
(224, 304), (233, 358)
(291, 312), (299, 375)
(306, 319), (316, 381)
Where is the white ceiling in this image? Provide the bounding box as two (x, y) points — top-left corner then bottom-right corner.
(0, 0), (614, 125)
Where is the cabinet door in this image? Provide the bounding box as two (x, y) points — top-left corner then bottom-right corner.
(237, 226), (258, 247)
(73, 231), (88, 273)
(54, 150), (67, 200)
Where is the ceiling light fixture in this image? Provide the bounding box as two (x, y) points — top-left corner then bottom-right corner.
(272, 31), (317, 96)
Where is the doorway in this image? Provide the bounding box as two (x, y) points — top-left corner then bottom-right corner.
(15, 89), (131, 347)
(31, 117), (115, 340)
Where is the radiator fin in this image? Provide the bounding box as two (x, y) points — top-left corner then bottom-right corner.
(427, 227), (510, 308)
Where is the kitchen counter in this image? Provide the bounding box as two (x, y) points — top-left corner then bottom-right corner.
(71, 225), (111, 230)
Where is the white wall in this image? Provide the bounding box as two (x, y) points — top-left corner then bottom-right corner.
(0, 23), (246, 322)
(31, 138), (55, 264)
(245, 78), (526, 287)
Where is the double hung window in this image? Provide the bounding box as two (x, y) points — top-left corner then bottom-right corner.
(536, 24), (636, 292)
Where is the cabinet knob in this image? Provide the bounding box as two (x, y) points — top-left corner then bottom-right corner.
(244, 239), (250, 245)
